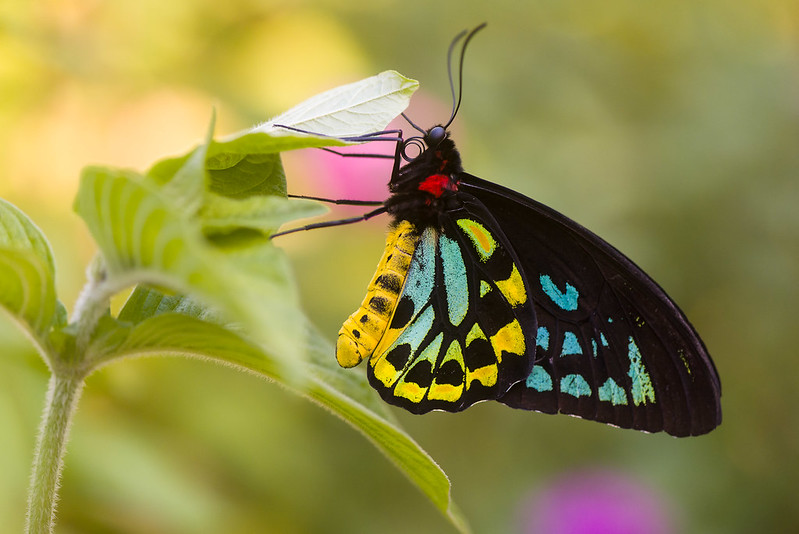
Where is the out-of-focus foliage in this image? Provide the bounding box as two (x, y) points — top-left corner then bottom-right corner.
(1, 1), (797, 533)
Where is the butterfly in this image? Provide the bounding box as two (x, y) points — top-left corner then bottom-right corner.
(279, 25), (721, 437)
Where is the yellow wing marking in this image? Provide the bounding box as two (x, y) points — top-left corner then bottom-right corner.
(393, 333), (442, 402)
(428, 340), (466, 402)
(372, 354), (400, 387)
(456, 218), (496, 262)
(394, 382), (426, 403)
(466, 364), (498, 388)
(465, 322), (487, 346)
(490, 319), (526, 363)
(495, 263), (527, 307)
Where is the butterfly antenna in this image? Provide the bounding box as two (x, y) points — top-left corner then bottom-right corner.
(445, 28), (469, 123)
(401, 112), (426, 135)
(444, 23), (486, 129)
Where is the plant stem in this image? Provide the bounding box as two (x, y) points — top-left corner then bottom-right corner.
(25, 369), (86, 534)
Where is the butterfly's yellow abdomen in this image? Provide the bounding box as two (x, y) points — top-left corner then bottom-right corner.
(336, 221), (419, 368)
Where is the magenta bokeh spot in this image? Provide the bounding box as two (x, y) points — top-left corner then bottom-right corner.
(522, 470), (674, 534)
(283, 140), (392, 205)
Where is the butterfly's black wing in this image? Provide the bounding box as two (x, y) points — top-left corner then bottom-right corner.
(458, 173), (721, 436)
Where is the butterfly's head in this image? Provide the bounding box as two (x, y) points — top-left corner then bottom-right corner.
(398, 124), (457, 167)
(425, 125), (447, 148)
(397, 125), (461, 176)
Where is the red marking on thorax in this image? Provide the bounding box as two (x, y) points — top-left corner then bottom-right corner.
(435, 151), (448, 172)
(418, 174), (457, 197)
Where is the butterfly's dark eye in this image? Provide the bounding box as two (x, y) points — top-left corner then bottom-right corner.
(426, 126), (446, 147)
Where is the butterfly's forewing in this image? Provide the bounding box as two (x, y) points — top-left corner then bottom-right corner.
(458, 173), (721, 436)
(365, 211), (535, 413)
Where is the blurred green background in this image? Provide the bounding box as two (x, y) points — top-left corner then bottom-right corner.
(2, 1), (797, 532)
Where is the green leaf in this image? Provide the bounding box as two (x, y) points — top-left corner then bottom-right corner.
(107, 308), (469, 533)
(0, 249), (57, 340)
(207, 153), (287, 199)
(73, 166), (306, 378)
(0, 199), (56, 273)
(146, 153), (191, 187)
(199, 194), (327, 237)
(0, 199), (60, 345)
(118, 286), (224, 326)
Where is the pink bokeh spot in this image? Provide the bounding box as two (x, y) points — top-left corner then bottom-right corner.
(309, 140), (395, 202)
(281, 125), (396, 216)
(521, 470), (674, 534)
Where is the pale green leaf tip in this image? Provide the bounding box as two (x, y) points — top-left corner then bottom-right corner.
(384, 69), (420, 89)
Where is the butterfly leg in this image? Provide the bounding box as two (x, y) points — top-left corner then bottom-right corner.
(270, 206), (388, 238)
(287, 194), (384, 206)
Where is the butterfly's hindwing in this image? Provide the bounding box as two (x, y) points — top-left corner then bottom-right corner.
(364, 212), (535, 413)
(458, 173), (721, 436)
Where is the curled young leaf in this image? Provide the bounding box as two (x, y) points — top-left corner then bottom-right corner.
(0, 199), (61, 346)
